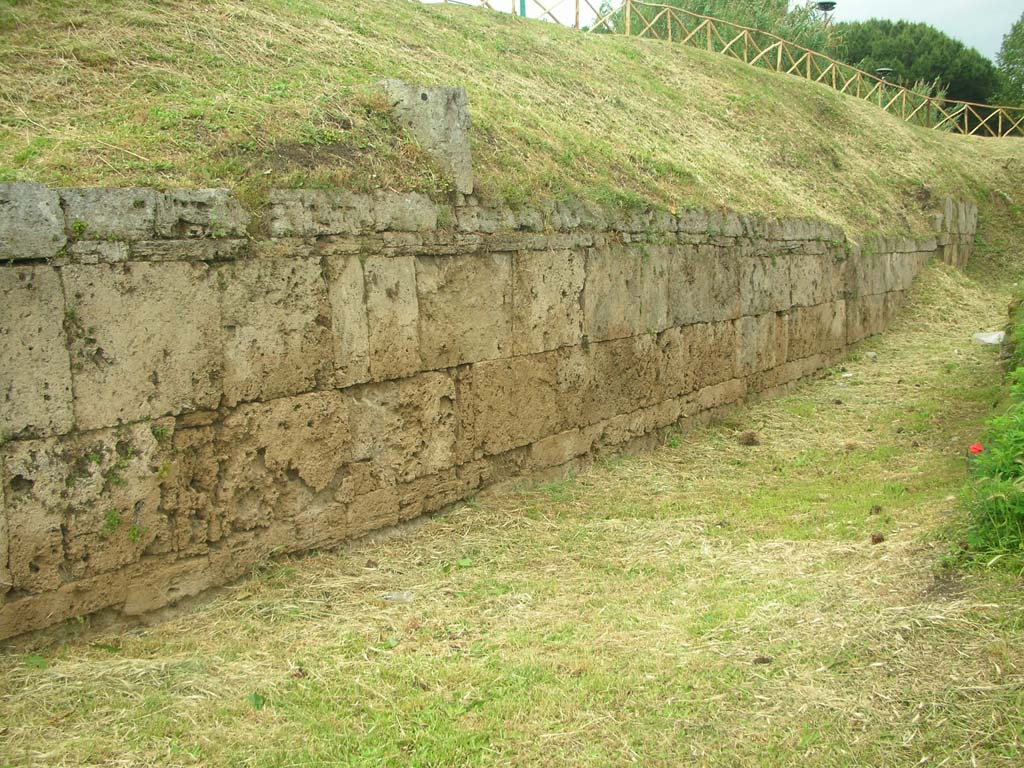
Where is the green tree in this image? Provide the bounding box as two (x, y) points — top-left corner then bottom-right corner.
(833, 19), (1002, 104)
(996, 11), (1024, 105)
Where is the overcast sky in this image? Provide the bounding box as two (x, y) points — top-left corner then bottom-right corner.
(831, 0), (1020, 61)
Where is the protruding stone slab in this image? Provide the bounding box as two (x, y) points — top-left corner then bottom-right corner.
(219, 257), (334, 406)
(62, 262), (222, 430)
(0, 183), (66, 260)
(60, 187), (157, 241)
(416, 253), (512, 368)
(0, 266), (74, 438)
(381, 79), (474, 195)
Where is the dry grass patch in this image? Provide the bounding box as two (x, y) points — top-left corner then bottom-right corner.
(1, 261), (1022, 766)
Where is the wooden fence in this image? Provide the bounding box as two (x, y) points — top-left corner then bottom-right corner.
(427, 0), (1024, 138)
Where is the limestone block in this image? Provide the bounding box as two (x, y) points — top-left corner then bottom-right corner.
(737, 312), (788, 377)
(67, 240), (129, 264)
(788, 301), (846, 361)
(130, 238), (249, 262)
(0, 183), (66, 260)
(372, 192), (438, 232)
(583, 244), (640, 341)
(219, 257), (333, 406)
(0, 266), (74, 437)
(364, 255), (420, 380)
(556, 335), (661, 427)
(659, 320), (737, 398)
(63, 262), (222, 430)
(381, 79), (474, 195)
(416, 253), (513, 368)
(0, 571), (129, 640)
(1, 421), (172, 595)
(740, 254), (790, 315)
(669, 246), (740, 325)
(267, 189), (374, 237)
(323, 254), (371, 388)
(845, 248), (887, 297)
(122, 555), (215, 616)
(159, 425), (221, 555)
(349, 372), (456, 486)
(888, 252), (920, 292)
(155, 189), (249, 238)
(845, 293), (886, 344)
(347, 487), (401, 539)
(396, 468), (479, 522)
(638, 245), (673, 333)
(60, 188), (157, 241)
(512, 249), (585, 355)
(790, 254), (841, 307)
(528, 428), (596, 471)
(458, 353), (560, 460)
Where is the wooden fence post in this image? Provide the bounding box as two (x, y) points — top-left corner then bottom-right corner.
(625, 0), (631, 35)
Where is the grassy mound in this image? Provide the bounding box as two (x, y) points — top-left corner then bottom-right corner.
(2, 0), (1023, 234)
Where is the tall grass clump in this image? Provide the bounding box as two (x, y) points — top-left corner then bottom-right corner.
(962, 298), (1024, 571)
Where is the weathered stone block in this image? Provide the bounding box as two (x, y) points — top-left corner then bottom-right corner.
(583, 244), (640, 341)
(349, 372), (456, 486)
(669, 246), (740, 325)
(1, 421), (172, 595)
(0, 266), (74, 438)
(790, 254), (841, 307)
(122, 555), (215, 616)
(556, 334), (662, 427)
(845, 293), (886, 343)
(740, 254), (790, 315)
(0, 183), (66, 260)
(416, 253), (512, 368)
(364, 255), (420, 380)
(458, 354), (560, 460)
(130, 238), (249, 262)
(220, 257), (333, 406)
(659, 320), (737, 398)
(155, 189), (249, 238)
(324, 254), (371, 388)
(737, 312), (788, 376)
(67, 240), (129, 264)
(638, 245), (673, 333)
(267, 189), (374, 237)
(1, 467), (8, 595)
(382, 80), (474, 195)
(347, 487), (401, 539)
(788, 301), (846, 360)
(372, 192), (438, 232)
(512, 249), (585, 355)
(60, 187), (157, 241)
(63, 263), (222, 430)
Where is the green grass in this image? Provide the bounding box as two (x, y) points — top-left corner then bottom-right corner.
(1, 0), (1023, 235)
(2, 236), (1023, 766)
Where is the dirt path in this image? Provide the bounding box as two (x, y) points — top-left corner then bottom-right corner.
(1, 263), (1022, 767)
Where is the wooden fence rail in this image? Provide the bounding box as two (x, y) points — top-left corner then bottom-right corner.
(426, 0), (1023, 138)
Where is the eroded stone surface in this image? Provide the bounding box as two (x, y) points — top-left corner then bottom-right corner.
(512, 249), (585, 355)
(381, 80), (474, 195)
(0, 266), (74, 438)
(364, 255), (420, 380)
(324, 254), (371, 388)
(60, 188), (157, 241)
(220, 257), (333, 406)
(417, 253), (512, 368)
(0, 183), (66, 261)
(63, 263), (222, 430)
(788, 301), (847, 360)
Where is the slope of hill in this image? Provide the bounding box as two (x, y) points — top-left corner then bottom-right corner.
(1, 0), (1023, 235)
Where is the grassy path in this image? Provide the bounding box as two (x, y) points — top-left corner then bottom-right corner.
(2, 263), (1023, 767)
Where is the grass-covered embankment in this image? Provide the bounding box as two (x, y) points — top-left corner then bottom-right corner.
(1, 0), (1023, 235)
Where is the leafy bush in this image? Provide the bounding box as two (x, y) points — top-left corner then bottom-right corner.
(962, 302), (1024, 570)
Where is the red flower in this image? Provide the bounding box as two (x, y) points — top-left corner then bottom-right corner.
(969, 442), (984, 455)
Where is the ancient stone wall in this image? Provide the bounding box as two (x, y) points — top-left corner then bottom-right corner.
(0, 182), (977, 639)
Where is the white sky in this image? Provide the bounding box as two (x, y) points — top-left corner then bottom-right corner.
(428, 1), (1021, 61)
